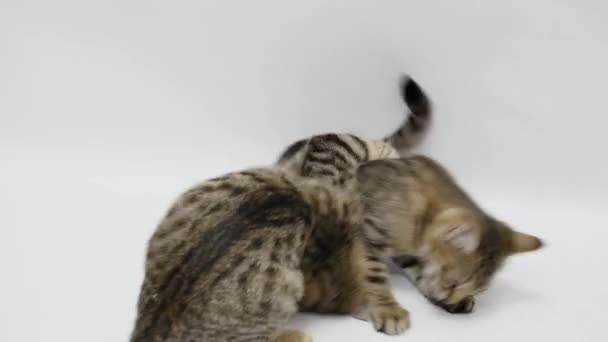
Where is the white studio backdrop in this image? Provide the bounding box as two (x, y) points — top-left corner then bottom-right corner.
(1, 1), (607, 341)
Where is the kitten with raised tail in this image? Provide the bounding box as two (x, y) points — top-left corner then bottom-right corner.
(277, 76), (543, 329)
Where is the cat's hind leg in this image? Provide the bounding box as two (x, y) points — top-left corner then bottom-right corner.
(274, 330), (313, 342)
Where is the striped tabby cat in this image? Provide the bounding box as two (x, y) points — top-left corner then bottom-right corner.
(277, 77), (543, 324)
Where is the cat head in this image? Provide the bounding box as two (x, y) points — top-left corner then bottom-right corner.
(356, 156), (543, 306)
(409, 207), (542, 306)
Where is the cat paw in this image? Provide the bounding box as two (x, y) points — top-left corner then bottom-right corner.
(274, 330), (313, 342)
(441, 296), (475, 314)
(369, 303), (410, 335)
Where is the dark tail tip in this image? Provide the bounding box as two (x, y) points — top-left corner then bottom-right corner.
(400, 76), (430, 116)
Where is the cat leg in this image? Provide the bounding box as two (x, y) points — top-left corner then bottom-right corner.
(273, 330), (313, 342)
(351, 236), (409, 335)
(268, 276), (312, 341)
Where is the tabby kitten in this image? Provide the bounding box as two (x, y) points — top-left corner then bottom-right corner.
(277, 139), (543, 332)
(277, 77), (543, 325)
(130, 168), (341, 341)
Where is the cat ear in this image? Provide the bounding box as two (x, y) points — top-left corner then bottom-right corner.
(445, 224), (479, 253)
(510, 230), (543, 254)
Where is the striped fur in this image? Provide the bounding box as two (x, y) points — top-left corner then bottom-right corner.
(280, 143), (544, 324)
(130, 76), (430, 341)
(271, 76), (429, 333)
(131, 169), (315, 342)
(131, 75), (544, 341)
(277, 134), (410, 334)
(384, 76), (432, 151)
(356, 157), (543, 311)
(275, 76), (543, 325)
(131, 166), (390, 341)
(271, 76), (431, 334)
(277, 76), (432, 168)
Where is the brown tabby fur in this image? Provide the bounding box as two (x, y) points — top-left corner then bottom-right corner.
(276, 77), (542, 326)
(131, 77), (543, 341)
(355, 156), (543, 314)
(276, 135), (543, 330)
(130, 146), (396, 341)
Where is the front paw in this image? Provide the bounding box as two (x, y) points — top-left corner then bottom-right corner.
(369, 303), (410, 335)
(436, 296), (475, 314)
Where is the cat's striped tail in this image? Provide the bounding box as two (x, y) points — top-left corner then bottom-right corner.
(384, 76), (432, 152)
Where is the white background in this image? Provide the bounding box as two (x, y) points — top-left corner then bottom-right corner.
(1, 0), (607, 341)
